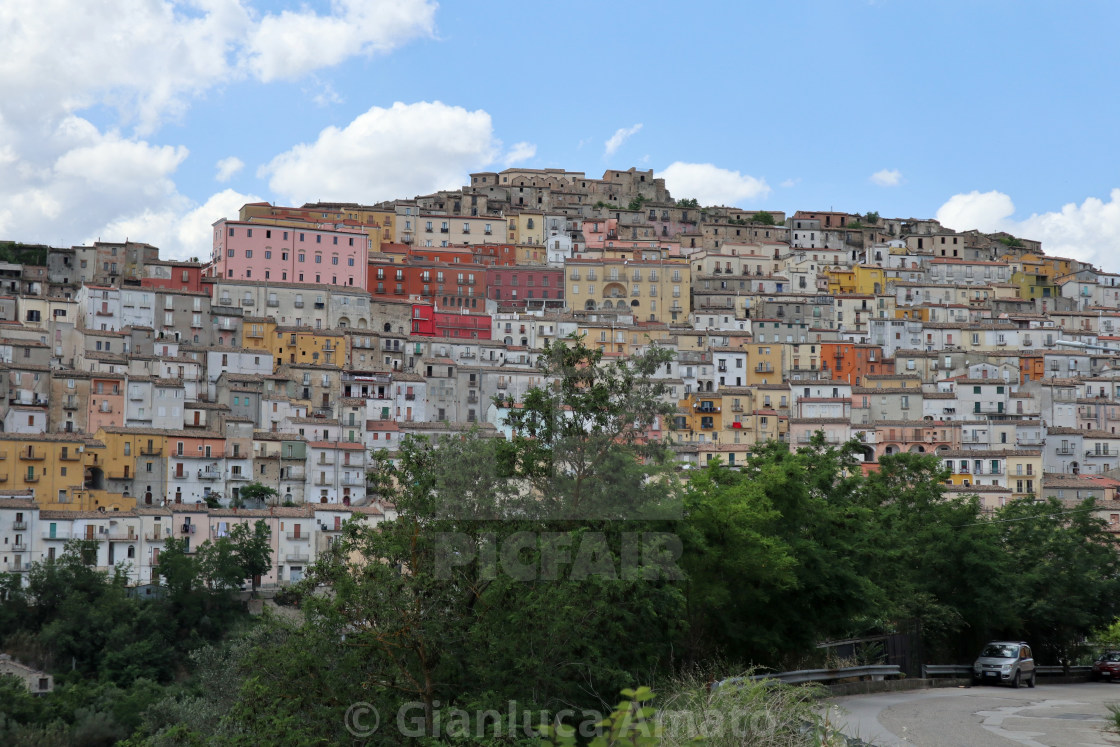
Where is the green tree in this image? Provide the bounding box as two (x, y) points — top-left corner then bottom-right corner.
(236, 482), (278, 508)
(750, 211), (776, 225)
(230, 520), (272, 595)
(863, 211), (880, 224)
(995, 497), (1120, 662)
(627, 195), (646, 211)
(858, 453), (1014, 661)
(677, 198), (699, 208)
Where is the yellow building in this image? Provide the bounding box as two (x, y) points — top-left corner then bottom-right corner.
(743, 342), (783, 386)
(94, 427), (170, 509)
(0, 434), (131, 511)
(243, 315), (278, 353)
(1010, 270), (1059, 300)
(671, 391), (724, 443)
(575, 322), (674, 356)
(507, 212), (543, 246)
(272, 327), (348, 367)
(564, 258), (690, 323)
(826, 265), (887, 295)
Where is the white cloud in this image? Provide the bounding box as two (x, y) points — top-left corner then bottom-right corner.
(936, 190), (1015, 233)
(0, 1), (436, 257)
(780, 178), (800, 188)
(870, 168), (903, 187)
(604, 124), (642, 157)
(657, 162), (771, 207)
(215, 156), (245, 182)
(502, 142), (537, 167)
(246, 0), (436, 82)
(936, 189), (1120, 268)
(92, 188), (262, 261)
(261, 101), (499, 204)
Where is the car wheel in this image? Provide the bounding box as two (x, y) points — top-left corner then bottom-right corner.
(1027, 672), (1036, 688)
(1011, 672), (1020, 688)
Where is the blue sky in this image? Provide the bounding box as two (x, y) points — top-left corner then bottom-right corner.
(4, 0), (1120, 266)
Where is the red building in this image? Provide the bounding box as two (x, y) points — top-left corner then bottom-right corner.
(410, 303), (491, 339)
(369, 259), (489, 312)
(140, 260), (207, 293)
(488, 266), (565, 309)
(820, 342), (888, 386)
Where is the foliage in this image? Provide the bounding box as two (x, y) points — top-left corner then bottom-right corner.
(863, 211), (879, 224)
(750, 211), (776, 226)
(628, 195), (647, 211)
(677, 198), (700, 208)
(998, 235), (1024, 248)
(0, 241), (49, 266)
(0, 540), (253, 745)
(236, 482), (277, 508)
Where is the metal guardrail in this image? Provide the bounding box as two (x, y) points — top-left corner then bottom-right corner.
(718, 663), (1096, 690)
(715, 664), (902, 690)
(923, 664), (1094, 678)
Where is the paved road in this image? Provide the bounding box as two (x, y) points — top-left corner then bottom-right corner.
(826, 682), (1120, 746)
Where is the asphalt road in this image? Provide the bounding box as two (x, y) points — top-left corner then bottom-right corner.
(826, 682), (1120, 746)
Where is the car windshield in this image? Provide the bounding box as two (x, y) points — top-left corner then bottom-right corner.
(1104, 652), (1120, 662)
(981, 644), (1017, 658)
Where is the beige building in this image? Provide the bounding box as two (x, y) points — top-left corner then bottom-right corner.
(564, 257), (690, 323)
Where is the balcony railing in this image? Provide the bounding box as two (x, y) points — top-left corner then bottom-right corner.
(11, 542), (26, 552)
(146, 530), (170, 541)
(286, 532), (310, 541)
(198, 469), (221, 480)
(2, 563), (30, 573)
(42, 530), (71, 540)
(1054, 447), (1076, 455)
(140, 447), (161, 456)
(12, 520), (27, 530)
(228, 472), (250, 481)
(20, 450), (45, 461)
(285, 553), (310, 563)
(1086, 449), (1119, 458)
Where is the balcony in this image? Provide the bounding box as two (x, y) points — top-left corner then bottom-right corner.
(241, 298), (254, 307)
(755, 365), (773, 373)
(64, 398), (79, 409)
(1086, 449), (1119, 458)
(267, 298), (279, 307)
(24, 475), (39, 483)
(314, 302), (325, 309)
(11, 542), (26, 552)
(12, 520), (27, 530)
(59, 452), (81, 461)
(19, 450), (45, 461)
(105, 532), (139, 542)
(98, 404), (113, 414)
(1054, 447), (1077, 455)
(283, 467), (306, 480)
(285, 553), (310, 563)
(2, 563), (29, 573)
(198, 469), (221, 480)
(317, 456), (335, 466)
(341, 477), (365, 486)
(731, 405), (743, 412)
(146, 530), (170, 541)
(404, 393), (416, 401)
(294, 300), (305, 308)
(717, 364), (727, 372)
(462, 228), (470, 235)
(286, 532), (310, 542)
(180, 524), (197, 535)
(42, 530), (71, 540)
(140, 447), (161, 456)
(228, 472), (250, 481)
(440, 228), (449, 233)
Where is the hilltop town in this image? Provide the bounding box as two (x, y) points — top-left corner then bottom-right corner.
(2, 165), (1119, 586)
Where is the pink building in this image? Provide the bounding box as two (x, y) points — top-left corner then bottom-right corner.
(208, 219), (369, 290)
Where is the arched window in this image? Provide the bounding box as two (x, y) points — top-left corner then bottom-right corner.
(127, 545), (135, 559)
(527, 218), (534, 229)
